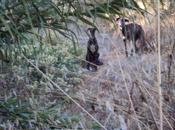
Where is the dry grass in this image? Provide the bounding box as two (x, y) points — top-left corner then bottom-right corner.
(66, 14), (175, 129)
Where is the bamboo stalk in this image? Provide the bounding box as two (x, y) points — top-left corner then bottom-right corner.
(157, 0), (163, 129)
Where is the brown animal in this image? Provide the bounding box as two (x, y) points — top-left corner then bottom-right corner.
(116, 17), (147, 57)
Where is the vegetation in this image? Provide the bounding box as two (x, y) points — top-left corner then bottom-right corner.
(0, 0), (175, 130)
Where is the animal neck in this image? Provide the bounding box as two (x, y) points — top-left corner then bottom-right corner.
(90, 36), (96, 41)
(120, 25), (127, 36)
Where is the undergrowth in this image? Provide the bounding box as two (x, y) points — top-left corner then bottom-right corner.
(0, 36), (83, 129)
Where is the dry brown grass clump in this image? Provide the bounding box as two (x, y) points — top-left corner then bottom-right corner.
(70, 15), (175, 129)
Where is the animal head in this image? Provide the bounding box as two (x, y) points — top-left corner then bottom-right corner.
(86, 27), (98, 39)
(116, 17), (129, 28)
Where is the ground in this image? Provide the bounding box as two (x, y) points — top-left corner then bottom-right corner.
(64, 26), (175, 129)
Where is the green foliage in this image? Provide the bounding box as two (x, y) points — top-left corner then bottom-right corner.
(0, 0), (150, 63)
(0, 36), (82, 129)
(0, 97), (80, 129)
(0, 0), (144, 41)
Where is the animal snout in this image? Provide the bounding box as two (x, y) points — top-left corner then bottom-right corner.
(89, 44), (96, 53)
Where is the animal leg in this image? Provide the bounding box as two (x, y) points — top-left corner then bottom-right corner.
(93, 65), (98, 71)
(123, 38), (128, 57)
(133, 41), (137, 56)
(129, 40), (135, 56)
(135, 41), (139, 54)
(95, 53), (103, 65)
(90, 60), (97, 71)
(86, 54), (90, 70)
(86, 63), (90, 70)
(136, 39), (144, 55)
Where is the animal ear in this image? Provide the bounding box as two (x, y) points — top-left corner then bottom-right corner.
(125, 19), (129, 22)
(94, 27), (99, 32)
(87, 28), (93, 34)
(87, 28), (91, 32)
(86, 28), (92, 38)
(116, 17), (120, 21)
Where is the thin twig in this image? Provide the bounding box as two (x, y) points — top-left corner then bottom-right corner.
(22, 55), (107, 130)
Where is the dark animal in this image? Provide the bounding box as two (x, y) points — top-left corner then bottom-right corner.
(86, 27), (103, 71)
(116, 17), (147, 57)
